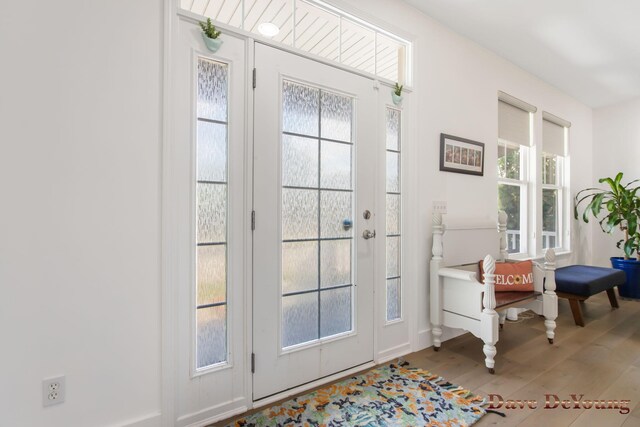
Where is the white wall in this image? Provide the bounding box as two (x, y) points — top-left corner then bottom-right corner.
(592, 97), (640, 266)
(0, 0), (595, 426)
(0, 1), (163, 426)
(337, 0), (594, 345)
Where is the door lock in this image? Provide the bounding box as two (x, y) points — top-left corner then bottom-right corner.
(362, 229), (376, 239)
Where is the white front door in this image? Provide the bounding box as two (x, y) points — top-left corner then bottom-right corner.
(253, 43), (378, 400)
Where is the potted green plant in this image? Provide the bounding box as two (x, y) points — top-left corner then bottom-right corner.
(392, 83), (403, 106)
(200, 18), (223, 53)
(574, 172), (640, 298)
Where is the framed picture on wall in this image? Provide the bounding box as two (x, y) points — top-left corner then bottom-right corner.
(439, 133), (485, 176)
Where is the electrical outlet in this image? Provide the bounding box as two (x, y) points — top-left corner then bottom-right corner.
(43, 376), (65, 407)
(433, 200), (447, 214)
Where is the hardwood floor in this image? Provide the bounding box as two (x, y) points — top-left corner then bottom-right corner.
(404, 292), (640, 426)
(215, 293), (640, 426)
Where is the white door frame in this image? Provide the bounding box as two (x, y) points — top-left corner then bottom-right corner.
(162, 3), (417, 425)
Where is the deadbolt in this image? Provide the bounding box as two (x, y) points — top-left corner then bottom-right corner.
(363, 210), (371, 220)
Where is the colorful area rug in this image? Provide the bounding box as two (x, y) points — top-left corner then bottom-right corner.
(233, 362), (486, 426)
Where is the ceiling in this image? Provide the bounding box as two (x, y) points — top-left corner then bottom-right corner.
(402, 0), (640, 108)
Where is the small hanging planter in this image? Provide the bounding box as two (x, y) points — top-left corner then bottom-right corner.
(392, 82), (404, 106)
(200, 18), (223, 53)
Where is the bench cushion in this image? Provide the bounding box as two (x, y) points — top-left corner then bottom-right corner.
(555, 265), (626, 297)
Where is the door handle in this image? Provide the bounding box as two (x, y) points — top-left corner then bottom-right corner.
(362, 229), (376, 239)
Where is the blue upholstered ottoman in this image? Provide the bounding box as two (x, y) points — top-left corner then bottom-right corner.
(555, 265), (626, 326)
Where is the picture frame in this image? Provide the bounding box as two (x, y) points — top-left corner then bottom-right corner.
(439, 133), (485, 176)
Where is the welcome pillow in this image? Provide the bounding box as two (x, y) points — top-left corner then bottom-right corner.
(478, 260), (534, 292)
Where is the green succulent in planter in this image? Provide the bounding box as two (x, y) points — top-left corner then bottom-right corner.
(394, 82), (404, 96)
(200, 18), (221, 39)
(574, 172), (640, 260)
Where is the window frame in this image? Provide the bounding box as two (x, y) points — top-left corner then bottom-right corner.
(541, 152), (564, 251)
(497, 138), (530, 257)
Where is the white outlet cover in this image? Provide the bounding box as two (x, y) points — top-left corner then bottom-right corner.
(43, 376), (65, 407)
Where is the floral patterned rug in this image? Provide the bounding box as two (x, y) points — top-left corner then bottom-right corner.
(232, 362), (486, 426)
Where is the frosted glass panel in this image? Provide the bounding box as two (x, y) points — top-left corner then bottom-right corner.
(320, 287), (352, 337)
(386, 108), (400, 151)
(197, 305), (226, 368)
(386, 194), (400, 235)
(197, 121), (227, 182)
(197, 245), (226, 305)
(283, 188), (318, 240)
(321, 91), (352, 142)
(321, 142), (351, 190)
(321, 191), (352, 238)
(321, 240), (351, 287)
(283, 293), (319, 347)
(197, 184), (227, 243)
(386, 152), (399, 193)
(283, 135), (319, 188)
(283, 241), (318, 294)
(197, 58), (228, 122)
(386, 279), (401, 321)
(386, 236), (400, 278)
(283, 81), (319, 137)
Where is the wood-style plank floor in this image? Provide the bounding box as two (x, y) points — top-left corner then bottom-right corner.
(214, 293), (640, 427)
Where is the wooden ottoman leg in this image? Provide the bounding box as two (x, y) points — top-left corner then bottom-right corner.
(606, 288), (619, 309)
(568, 298), (585, 327)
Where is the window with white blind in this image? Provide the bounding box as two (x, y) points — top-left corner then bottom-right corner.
(542, 114), (570, 251)
(386, 107), (401, 322)
(497, 96), (534, 255)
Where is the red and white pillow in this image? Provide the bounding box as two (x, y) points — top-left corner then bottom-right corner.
(478, 260), (534, 292)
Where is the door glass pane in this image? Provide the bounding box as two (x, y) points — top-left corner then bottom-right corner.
(386, 194), (400, 235)
(197, 306), (227, 368)
(320, 190), (352, 238)
(320, 240), (351, 287)
(197, 184), (227, 243)
(386, 279), (400, 321)
(282, 135), (319, 188)
(321, 141), (352, 190)
(282, 188), (318, 240)
(320, 287), (352, 337)
(196, 58), (229, 369)
(197, 121), (227, 182)
(283, 81), (319, 137)
(281, 80), (354, 348)
(385, 107), (401, 321)
(282, 293), (319, 347)
(197, 58), (228, 122)
(283, 241), (319, 294)
(320, 91), (352, 142)
(197, 245), (227, 305)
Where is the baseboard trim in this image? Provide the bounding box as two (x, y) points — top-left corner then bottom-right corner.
(118, 412), (161, 427)
(416, 327), (468, 351)
(376, 342), (412, 364)
(177, 398), (248, 427)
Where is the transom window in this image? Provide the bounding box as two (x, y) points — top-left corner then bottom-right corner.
(180, 0), (412, 84)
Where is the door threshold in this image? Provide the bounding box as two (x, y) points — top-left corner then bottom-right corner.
(252, 360), (375, 407)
